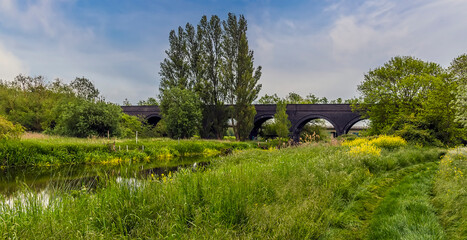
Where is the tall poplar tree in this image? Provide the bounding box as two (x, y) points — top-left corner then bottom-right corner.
(223, 13), (262, 140)
(159, 13), (261, 140)
(195, 15), (229, 139)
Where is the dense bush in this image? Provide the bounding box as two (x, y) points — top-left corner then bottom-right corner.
(0, 115), (24, 140)
(52, 99), (122, 138)
(160, 88), (202, 139)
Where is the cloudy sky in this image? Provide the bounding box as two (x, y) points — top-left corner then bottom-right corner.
(0, 0), (466, 104)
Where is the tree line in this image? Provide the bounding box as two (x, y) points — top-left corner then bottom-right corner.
(1, 13), (466, 146)
(0, 75), (156, 138)
(355, 55), (467, 146)
(158, 13), (262, 141)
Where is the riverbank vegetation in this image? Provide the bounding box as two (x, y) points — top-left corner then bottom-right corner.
(3, 139), (465, 239)
(354, 55), (467, 146)
(0, 136), (252, 167)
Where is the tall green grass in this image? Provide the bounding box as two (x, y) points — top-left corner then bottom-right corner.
(432, 147), (467, 239)
(367, 162), (445, 240)
(0, 144), (444, 239)
(0, 138), (252, 167)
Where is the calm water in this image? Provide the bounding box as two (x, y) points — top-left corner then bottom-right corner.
(0, 157), (210, 197)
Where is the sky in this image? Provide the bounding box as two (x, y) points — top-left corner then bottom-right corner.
(0, 0), (466, 104)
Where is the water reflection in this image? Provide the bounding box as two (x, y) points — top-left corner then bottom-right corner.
(0, 156), (210, 197)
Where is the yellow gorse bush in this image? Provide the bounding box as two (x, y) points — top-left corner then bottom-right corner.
(341, 138), (368, 147)
(348, 142), (382, 157)
(343, 135), (407, 157)
(368, 135), (407, 149)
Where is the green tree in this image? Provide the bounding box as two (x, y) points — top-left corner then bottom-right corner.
(70, 77), (99, 101)
(356, 56), (464, 145)
(285, 92), (304, 104)
(1, 75), (52, 131)
(450, 54), (467, 128)
(223, 13), (262, 140)
(159, 87), (202, 139)
(159, 27), (191, 92)
(258, 94), (280, 104)
(273, 101), (291, 139)
(53, 99), (122, 138)
(137, 97), (158, 106)
(196, 16), (229, 139)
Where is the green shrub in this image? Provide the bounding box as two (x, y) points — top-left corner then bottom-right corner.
(0, 115), (24, 140)
(395, 124), (443, 146)
(433, 148), (467, 239)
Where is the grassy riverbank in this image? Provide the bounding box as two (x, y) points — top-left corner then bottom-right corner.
(2, 139), (462, 239)
(0, 136), (252, 167)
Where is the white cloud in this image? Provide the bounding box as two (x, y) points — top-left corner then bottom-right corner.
(250, 0), (467, 100)
(0, 42), (27, 81)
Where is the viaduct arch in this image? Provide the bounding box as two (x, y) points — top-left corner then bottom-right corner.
(121, 104), (363, 141)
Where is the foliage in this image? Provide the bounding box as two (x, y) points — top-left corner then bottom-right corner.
(0, 144), (445, 239)
(348, 142), (382, 157)
(450, 54), (467, 128)
(0, 137), (252, 167)
(257, 93), (280, 104)
(159, 14), (260, 140)
(159, 87), (202, 139)
(0, 74), (131, 139)
(394, 123), (443, 147)
(433, 148), (467, 240)
(223, 13), (262, 140)
(0, 75), (60, 131)
(137, 97), (158, 106)
(119, 114), (144, 138)
(70, 77), (100, 101)
(343, 135), (407, 155)
(368, 135), (407, 149)
(272, 101), (291, 139)
(455, 83), (467, 128)
(52, 99), (122, 138)
(258, 92), (350, 104)
(0, 115), (24, 140)
(355, 56), (465, 146)
(299, 120), (330, 143)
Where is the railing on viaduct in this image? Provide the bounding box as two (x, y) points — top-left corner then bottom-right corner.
(121, 104), (363, 141)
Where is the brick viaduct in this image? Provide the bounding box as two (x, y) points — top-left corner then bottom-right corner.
(121, 104), (363, 141)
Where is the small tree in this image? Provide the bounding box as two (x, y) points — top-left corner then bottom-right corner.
(70, 77), (100, 101)
(160, 87), (202, 139)
(53, 99), (122, 137)
(273, 101), (291, 139)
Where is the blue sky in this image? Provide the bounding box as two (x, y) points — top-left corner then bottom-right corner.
(1, 0), (466, 104)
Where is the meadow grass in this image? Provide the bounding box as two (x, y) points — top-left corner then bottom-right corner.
(367, 162), (445, 240)
(0, 143), (446, 239)
(0, 137), (252, 167)
(432, 147), (467, 239)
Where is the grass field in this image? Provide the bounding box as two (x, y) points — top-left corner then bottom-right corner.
(1, 136), (464, 239)
(0, 136), (252, 167)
